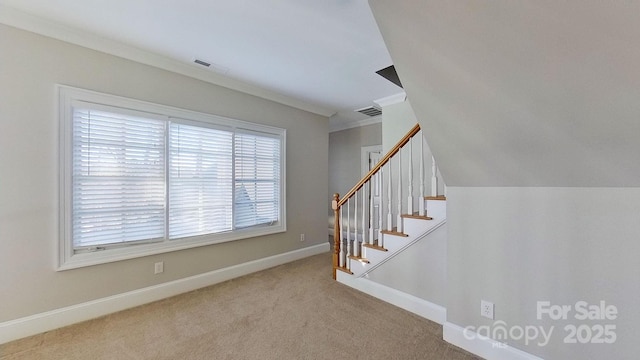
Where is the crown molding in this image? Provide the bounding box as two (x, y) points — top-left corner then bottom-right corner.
(373, 92), (407, 108)
(0, 4), (335, 117)
(329, 116), (381, 133)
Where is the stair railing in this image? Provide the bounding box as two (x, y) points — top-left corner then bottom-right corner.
(331, 123), (442, 279)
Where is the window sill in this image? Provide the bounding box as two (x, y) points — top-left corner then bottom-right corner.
(57, 224), (286, 271)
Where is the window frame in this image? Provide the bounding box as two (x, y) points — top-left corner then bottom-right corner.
(58, 85), (286, 270)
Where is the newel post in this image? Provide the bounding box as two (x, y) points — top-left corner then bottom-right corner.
(332, 193), (341, 280)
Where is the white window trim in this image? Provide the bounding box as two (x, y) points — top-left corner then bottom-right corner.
(58, 85), (286, 270)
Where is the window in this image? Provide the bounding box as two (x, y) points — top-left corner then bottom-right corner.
(168, 123), (233, 239)
(59, 86), (286, 270)
(234, 131), (281, 229)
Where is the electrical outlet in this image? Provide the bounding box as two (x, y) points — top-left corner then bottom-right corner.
(300, 233), (305, 242)
(481, 300), (494, 319)
(154, 261), (164, 274)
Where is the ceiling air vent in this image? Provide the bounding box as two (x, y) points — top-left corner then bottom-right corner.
(194, 58), (211, 68)
(192, 58), (230, 75)
(356, 106), (382, 117)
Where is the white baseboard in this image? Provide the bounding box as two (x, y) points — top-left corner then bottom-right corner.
(443, 322), (544, 360)
(336, 273), (446, 325)
(0, 243), (329, 345)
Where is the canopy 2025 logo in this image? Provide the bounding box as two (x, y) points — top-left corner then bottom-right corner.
(537, 301), (617, 344)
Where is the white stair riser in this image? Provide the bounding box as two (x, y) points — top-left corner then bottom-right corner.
(403, 217), (436, 236)
(426, 200), (446, 218)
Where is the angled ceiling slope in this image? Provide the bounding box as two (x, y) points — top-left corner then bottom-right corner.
(369, 0), (640, 187)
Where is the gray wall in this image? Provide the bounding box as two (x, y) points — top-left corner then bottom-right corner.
(382, 100), (414, 153)
(328, 123), (382, 216)
(448, 187), (640, 359)
(0, 24), (328, 322)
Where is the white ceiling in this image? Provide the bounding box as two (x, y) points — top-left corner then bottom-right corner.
(0, 0), (403, 127)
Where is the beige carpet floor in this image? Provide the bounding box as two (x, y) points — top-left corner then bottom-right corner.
(1, 251), (481, 360)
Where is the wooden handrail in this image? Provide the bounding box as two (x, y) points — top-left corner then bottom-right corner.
(337, 123), (421, 207)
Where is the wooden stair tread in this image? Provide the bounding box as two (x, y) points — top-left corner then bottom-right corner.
(380, 228), (409, 237)
(424, 195), (446, 201)
(336, 267), (354, 275)
(401, 212), (433, 220)
(362, 243), (388, 252)
(348, 255), (370, 264)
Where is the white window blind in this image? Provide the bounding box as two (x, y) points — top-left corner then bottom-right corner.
(234, 131), (281, 229)
(72, 108), (166, 248)
(60, 86), (286, 269)
(169, 123), (233, 239)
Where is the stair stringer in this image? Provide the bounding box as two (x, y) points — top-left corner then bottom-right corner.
(359, 219), (445, 278)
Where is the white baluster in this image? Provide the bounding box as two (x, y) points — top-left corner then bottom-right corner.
(362, 185), (367, 249)
(407, 137), (413, 215)
(397, 151), (403, 233)
(387, 162), (393, 231)
(354, 190), (359, 257)
(378, 169), (384, 248)
(369, 179), (375, 245)
(419, 132), (426, 216)
(342, 238), (348, 268)
(431, 155), (438, 197)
